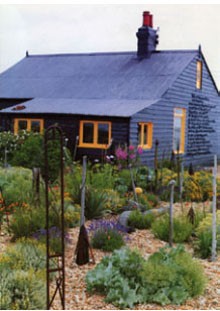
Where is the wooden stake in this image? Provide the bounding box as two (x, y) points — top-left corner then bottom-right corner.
(169, 180), (176, 247)
(80, 156), (87, 227)
(211, 155), (217, 262)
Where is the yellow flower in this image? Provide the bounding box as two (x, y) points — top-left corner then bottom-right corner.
(135, 187), (143, 195)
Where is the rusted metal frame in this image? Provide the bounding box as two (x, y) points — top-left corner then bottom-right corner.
(45, 125), (65, 310)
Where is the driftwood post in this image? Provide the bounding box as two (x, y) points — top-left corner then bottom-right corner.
(169, 180), (176, 247)
(129, 164), (138, 203)
(180, 162), (184, 212)
(80, 155), (87, 226)
(211, 154), (217, 262)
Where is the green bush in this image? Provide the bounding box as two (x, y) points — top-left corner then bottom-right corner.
(141, 245), (206, 305)
(128, 210), (154, 229)
(88, 163), (115, 190)
(152, 214), (193, 243)
(0, 239), (47, 310)
(0, 167), (34, 206)
(91, 227), (125, 252)
(11, 133), (43, 169)
(193, 212), (220, 258)
(193, 230), (212, 259)
(9, 205), (45, 241)
(0, 238), (46, 271)
(0, 269), (46, 310)
(86, 246), (206, 308)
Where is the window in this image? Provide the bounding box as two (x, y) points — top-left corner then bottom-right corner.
(173, 108), (186, 153)
(196, 60), (203, 89)
(14, 118), (44, 134)
(79, 120), (111, 149)
(138, 122), (153, 149)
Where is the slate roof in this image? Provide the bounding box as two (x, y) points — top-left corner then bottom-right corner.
(0, 98), (159, 117)
(0, 50), (198, 101)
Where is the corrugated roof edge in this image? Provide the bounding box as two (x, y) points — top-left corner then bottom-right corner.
(25, 49), (198, 58)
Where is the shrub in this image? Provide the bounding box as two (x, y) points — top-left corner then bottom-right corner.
(141, 245), (206, 305)
(87, 163), (115, 190)
(0, 238), (46, 271)
(128, 210), (154, 229)
(152, 214), (193, 243)
(11, 133), (43, 169)
(0, 239), (47, 310)
(0, 268), (46, 310)
(9, 205), (45, 241)
(86, 246), (206, 308)
(88, 219), (128, 252)
(0, 167), (34, 207)
(193, 230), (212, 259)
(193, 212), (220, 258)
(32, 226), (71, 254)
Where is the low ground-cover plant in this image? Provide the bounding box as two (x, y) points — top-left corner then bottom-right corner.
(151, 214), (193, 243)
(86, 245), (206, 308)
(88, 220), (128, 252)
(128, 210), (154, 229)
(193, 211), (220, 259)
(0, 239), (47, 310)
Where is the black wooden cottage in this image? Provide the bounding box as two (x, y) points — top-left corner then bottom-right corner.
(0, 11), (219, 166)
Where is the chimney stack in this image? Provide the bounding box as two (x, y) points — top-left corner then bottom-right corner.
(136, 11), (158, 59)
(143, 11), (153, 28)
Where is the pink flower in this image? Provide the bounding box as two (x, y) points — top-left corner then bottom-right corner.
(137, 146), (143, 155)
(129, 145), (135, 151)
(129, 154), (136, 160)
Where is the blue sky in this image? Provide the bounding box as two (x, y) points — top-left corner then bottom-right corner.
(1, 4), (220, 88)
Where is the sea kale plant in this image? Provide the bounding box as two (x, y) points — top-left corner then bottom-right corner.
(86, 245), (206, 308)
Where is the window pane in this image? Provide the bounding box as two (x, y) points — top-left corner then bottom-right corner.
(18, 120), (27, 131)
(138, 124), (142, 145)
(31, 121), (41, 133)
(98, 123), (109, 144)
(173, 117), (181, 151)
(83, 123), (94, 143)
(143, 125), (148, 145)
(174, 108), (183, 115)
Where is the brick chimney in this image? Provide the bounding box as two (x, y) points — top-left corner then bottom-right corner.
(136, 11), (159, 59)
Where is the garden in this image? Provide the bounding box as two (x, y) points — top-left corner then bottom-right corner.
(0, 130), (220, 310)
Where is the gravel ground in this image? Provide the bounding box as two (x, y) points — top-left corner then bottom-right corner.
(52, 206), (220, 310)
(1, 203), (220, 310)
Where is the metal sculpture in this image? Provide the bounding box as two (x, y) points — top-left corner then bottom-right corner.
(44, 125), (65, 310)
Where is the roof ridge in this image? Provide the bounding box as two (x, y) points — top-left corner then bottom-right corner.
(26, 49), (197, 58)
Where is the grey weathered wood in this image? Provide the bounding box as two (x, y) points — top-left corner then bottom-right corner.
(211, 155), (217, 262)
(80, 155), (87, 226)
(169, 180), (176, 247)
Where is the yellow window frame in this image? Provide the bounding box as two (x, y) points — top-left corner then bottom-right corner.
(196, 60), (203, 89)
(79, 120), (112, 149)
(14, 118), (44, 134)
(138, 122), (153, 149)
(173, 108), (186, 154)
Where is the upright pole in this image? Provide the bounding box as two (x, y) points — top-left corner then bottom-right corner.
(169, 180), (176, 247)
(80, 156), (87, 227)
(211, 154), (217, 262)
(180, 162), (184, 212)
(129, 164), (138, 203)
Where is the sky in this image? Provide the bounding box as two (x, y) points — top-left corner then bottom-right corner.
(1, 3), (220, 88)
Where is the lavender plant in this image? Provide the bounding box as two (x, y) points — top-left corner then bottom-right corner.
(87, 219), (129, 252)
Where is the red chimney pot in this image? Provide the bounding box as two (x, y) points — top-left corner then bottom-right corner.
(143, 11), (153, 28)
